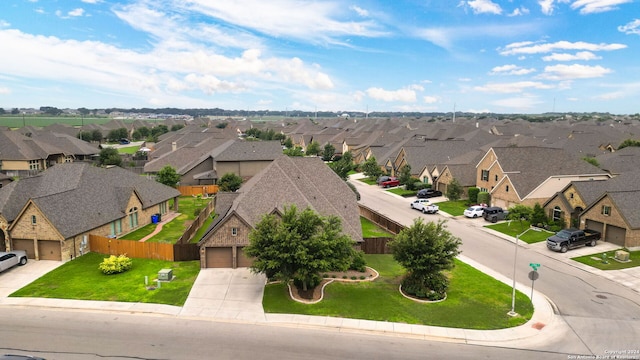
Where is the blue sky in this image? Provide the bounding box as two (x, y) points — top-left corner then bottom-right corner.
(1, 0), (639, 114)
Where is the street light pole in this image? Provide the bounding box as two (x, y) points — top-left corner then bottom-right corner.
(508, 224), (542, 317)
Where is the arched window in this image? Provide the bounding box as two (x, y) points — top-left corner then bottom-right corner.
(128, 207), (139, 228)
(553, 206), (562, 222)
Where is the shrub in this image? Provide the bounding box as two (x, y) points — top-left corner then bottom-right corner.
(413, 182), (429, 190)
(359, 276), (365, 280)
(350, 276), (357, 280)
(401, 272), (447, 301)
(468, 187), (479, 204)
(99, 254), (132, 275)
(349, 250), (367, 272)
(477, 192), (491, 206)
(193, 207), (202, 217)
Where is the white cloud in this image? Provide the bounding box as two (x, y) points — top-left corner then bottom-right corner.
(542, 51), (601, 61)
(423, 96), (439, 104)
(508, 7), (530, 16)
(350, 5), (369, 17)
(538, 0), (570, 15)
(499, 40), (626, 55)
(490, 64), (536, 75)
(467, 0), (503, 14)
(593, 91), (625, 100)
(0, 20), (10, 28)
(618, 19), (640, 35)
(366, 87), (417, 102)
(81, 0), (102, 3)
(0, 86), (11, 94)
(68, 8), (85, 17)
(540, 64), (612, 80)
(570, 0), (633, 14)
(474, 81), (555, 93)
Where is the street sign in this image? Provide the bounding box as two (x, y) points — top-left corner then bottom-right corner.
(529, 263), (541, 271)
(528, 271), (539, 281)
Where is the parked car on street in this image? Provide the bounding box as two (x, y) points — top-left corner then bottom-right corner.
(416, 188), (442, 198)
(379, 177), (400, 188)
(410, 199), (439, 214)
(464, 205), (486, 218)
(483, 206), (508, 223)
(0, 250), (28, 273)
(376, 175), (391, 185)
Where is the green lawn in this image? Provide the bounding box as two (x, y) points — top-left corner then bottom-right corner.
(387, 187), (415, 197)
(484, 221), (553, 244)
(10, 252), (200, 306)
(435, 200), (469, 216)
(263, 254), (533, 329)
(572, 249), (640, 270)
(361, 217), (394, 238)
(117, 145), (141, 154)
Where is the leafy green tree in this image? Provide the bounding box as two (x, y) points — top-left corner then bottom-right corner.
(273, 133), (286, 142)
(305, 141), (321, 156)
(77, 107), (91, 116)
(361, 156), (383, 180)
(328, 151), (353, 180)
(283, 146), (304, 157)
(321, 143), (335, 161)
(91, 129), (103, 142)
(618, 139), (640, 149)
(245, 205), (355, 291)
(98, 148), (122, 167)
(468, 187), (479, 204)
(107, 128), (128, 142)
(530, 203), (547, 227)
(0, 108), (5, 115)
(389, 219), (461, 300)
(170, 124), (184, 132)
(218, 172), (243, 192)
(283, 137), (294, 149)
(215, 122), (228, 129)
(477, 191), (490, 206)
(398, 164), (413, 189)
(77, 131), (93, 142)
(156, 166), (181, 188)
(11, 108), (19, 115)
(446, 178), (463, 201)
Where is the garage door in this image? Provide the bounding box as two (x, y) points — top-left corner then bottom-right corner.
(237, 247), (254, 268)
(12, 239), (35, 259)
(205, 247), (232, 268)
(38, 240), (61, 261)
(585, 220), (604, 234)
(606, 225), (626, 247)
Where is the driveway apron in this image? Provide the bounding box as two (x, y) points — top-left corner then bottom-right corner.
(180, 268), (267, 322)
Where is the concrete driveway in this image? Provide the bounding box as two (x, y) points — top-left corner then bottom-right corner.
(0, 260), (62, 297)
(180, 268), (267, 322)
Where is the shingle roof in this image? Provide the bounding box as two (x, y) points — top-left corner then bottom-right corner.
(607, 190), (640, 228)
(1, 163), (180, 238)
(202, 155), (362, 243)
(215, 140), (283, 161)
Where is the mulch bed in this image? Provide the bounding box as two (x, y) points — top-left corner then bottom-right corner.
(289, 267), (378, 302)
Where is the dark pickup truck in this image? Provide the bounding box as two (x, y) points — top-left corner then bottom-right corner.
(546, 228), (601, 253)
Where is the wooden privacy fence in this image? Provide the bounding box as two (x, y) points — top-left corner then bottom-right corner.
(361, 237), (394, 254)
(89, 235), (199, 261)
(176, 199), (215, 245)
(176, 185), (219, 196)
(359, 204), (404, 235)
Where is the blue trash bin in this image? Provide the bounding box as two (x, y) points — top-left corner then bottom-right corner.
(151, 214), (159, 224)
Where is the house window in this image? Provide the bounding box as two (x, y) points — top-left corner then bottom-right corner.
(110, 220), (122, 236)
(232, 227), (238, 236)
(31, 215), (37, 225)
(65, 155), (73, 163)
(128, 207), (139, 228)
(159, 202), (167, 214)
(29, 160), (39, 171)
(505, 185), (509, 192)
(495, 175), (498, 181)
(552, 206), (562, 221)
(481, 170), (489, 181)
(570, 193), (574, 199)
(602, 205), (611, 216)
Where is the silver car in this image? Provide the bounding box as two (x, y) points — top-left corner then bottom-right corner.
(0, 250), (28, 273)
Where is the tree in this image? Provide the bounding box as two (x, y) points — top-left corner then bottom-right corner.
(283, 137), (293, 149)
(446, 178), (463, 201)
(77, 107), (91, 116)
(77, 131), (93, 142)
(283, 146), (304, 157)
(245, 205), (355, 292)
(170, 124), (185, 132)
(321, 143), (335, 161)
(389, 219), (461, 300)
(398, 164), (413, 189)
(156, 166), (181, 187)
(531, 203), (547, 227)
(107, 128), (128, 142)
(305, 141), (321, 156)
(0, 108), (5, 115)
(218, 172), (243, 192)
(328, 151), (353, 180)
(361, 156), (383, 180)
(91, 129), (103, 142)
(507, 204), (533, 223)
(98, 148), (122, 167)
(11, 108), (19, 115)
(618, 138), (640, 149)
(467, 187), (479, 204)
(477, 191), (490, 206)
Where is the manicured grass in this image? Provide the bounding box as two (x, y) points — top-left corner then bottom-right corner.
(10, 252), (200, 306)
(360, 177), (378, 185)
(484, 221), (553, 244)
(123, 223), (158, 240)
(263, 254), (533, 329)
(387, 187), (415, 197)
(361, 217), (394, 238)
(118, 145), (141, 154)
(435, 200), (469, 216)
(191, 214), (216, 243)
(572, 249), (640, 270)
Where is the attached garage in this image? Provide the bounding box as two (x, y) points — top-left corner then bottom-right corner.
(605, 225), (626, 247)
(38, 240), (62, 261)
(205, 247), (233, 268)
(585, 220), (604, 234)
(237, 247), (254, 268)
(12, 239), (35, 259)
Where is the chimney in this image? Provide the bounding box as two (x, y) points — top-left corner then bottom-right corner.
(172, 142), (177, 151)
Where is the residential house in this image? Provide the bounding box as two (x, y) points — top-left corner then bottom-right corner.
(475, 147), (611, 209)
(0, 163), (180, 259)
(198, 155), (362, 268)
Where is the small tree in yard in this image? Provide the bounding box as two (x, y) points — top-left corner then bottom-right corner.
(218, 172), (243, 192)
(156, 165), (180, 188)
(446, 178), (463, 201)
(99, 148), (122, 167)
(245, 205), (355, 292)
(321, 143), (336, 161)
(305, 141), (321, 156)
(468, 187), (480, 204)
(361, 156), (383, 180)
(389, 218), (461, 300)
(530, 203), (547, 227)
(398, 164), (413, 190)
